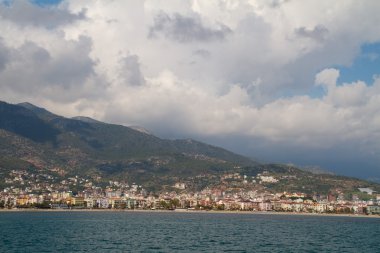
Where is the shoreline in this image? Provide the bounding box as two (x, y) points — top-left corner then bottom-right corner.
(0, 208), (379, 218)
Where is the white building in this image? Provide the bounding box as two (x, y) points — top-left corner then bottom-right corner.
(259, 176), (278, 183)
(174, 183), (186, 190)
(358, 188), (376, 195)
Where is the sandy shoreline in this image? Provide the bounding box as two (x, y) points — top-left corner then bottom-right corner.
(0, 208), (379, 218)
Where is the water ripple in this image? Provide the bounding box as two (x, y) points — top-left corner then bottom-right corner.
(0, 212), (379, 252)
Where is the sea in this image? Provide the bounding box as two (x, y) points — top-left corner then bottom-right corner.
(0, 211), (379, 253)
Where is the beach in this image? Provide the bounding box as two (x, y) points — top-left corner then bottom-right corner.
(1, 208), (379, 219)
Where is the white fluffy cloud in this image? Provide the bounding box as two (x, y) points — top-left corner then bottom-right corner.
(103, 68), (380, 150)
(1, 0), (380, 178)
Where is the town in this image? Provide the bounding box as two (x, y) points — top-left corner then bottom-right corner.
(1, 169), (380, 216)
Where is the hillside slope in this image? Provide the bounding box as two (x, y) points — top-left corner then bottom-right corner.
(0, 100), (379, 194)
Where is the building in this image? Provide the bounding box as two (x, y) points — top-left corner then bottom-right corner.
(16, 197), (29, 206)
(69, 197), (84, 206)
(327, 194), (337, 202)
(358, 188), (376, 195)
(85, 198), (95, 208)
(366, 205), (380, 215)
(174, 183), (186, 190)
(96, 198), (109, 209)
(259, 176), (278, 183)
(259, 201), (272, 211)
(239, 200), (259, 211)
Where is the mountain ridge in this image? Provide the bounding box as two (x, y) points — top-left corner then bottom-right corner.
(0, 100), (379, 194)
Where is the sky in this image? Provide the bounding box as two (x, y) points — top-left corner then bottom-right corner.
(0, 0), (380, 181)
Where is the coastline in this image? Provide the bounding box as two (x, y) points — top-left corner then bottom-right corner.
(0, 208), (379, 219)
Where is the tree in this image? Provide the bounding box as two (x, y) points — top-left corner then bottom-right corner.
(159, 200), (169, 209)
(216, 204), (225, 210)
(170, 199), (180, 209)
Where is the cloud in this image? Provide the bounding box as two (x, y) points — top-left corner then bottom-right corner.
(148, 11), (232, 43)
(315, 68), (340, 88)
(269, 0), (291, 8)
(295, 25), (329, 42)
(316, 68), (371, 107)
(193, 49), (211, 58)
(0, 1), (86, 28)
(102, 68), (379, 147)
(0, 38), (10, 71)
(98, 68), (380, 179)
(0, 36), (100, 103)
(118, 55), (145, 86)
(1, 0), (380, 178)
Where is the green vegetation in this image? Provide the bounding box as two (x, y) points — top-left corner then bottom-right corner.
(0, 100), (379, 194)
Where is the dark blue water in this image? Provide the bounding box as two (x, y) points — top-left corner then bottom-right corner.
(0, 211), (379, 252)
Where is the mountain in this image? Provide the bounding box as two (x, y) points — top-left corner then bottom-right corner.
(299, 165), (334, 175)
(0, 102), (59, 142)
(71, 116), (102, 124)
(1, 100), (379, 194)
(128, 125), (152, 135)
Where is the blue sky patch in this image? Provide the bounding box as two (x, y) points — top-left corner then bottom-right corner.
(337, 42), (380, 85)
(31, 0), (62, 6)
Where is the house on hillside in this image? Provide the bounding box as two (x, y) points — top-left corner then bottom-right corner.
(358, 188), (376, 195)
(174, 182), (186, 190)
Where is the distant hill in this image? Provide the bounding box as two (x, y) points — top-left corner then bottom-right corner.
(0, 102), (60, 142)
(71, 116), (103, 124)
(298, 165), (334, 175)
(0, 100), (379, 194)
